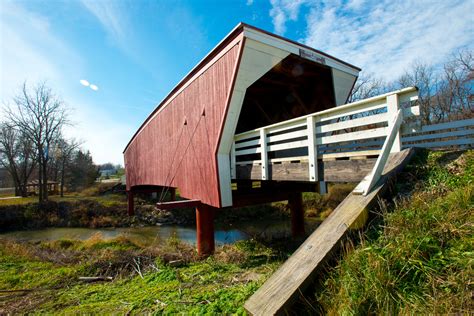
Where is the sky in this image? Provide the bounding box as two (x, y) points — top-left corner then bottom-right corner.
(1, 0), (472, 165)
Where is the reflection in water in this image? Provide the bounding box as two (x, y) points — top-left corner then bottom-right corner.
(0, 219), (321, 246)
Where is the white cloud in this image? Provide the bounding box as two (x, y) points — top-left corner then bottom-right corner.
(269, 0), (308, 35)
(80, 0), (126, 43)
(246, 0), (254, 6)
(89, 84), (98, 91)
(303, 0), (474, 81)
(346, 0), (365, 11)
(80, 79), (90, 87)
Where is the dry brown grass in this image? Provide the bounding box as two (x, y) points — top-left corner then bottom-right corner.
(214, 244), (248, 265)
(303, 183), (355, 219)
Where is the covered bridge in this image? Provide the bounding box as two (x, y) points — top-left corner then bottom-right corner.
(124, 22), (473, 314)
(124, 22), (360, 253)
(124, 23), (433, 257)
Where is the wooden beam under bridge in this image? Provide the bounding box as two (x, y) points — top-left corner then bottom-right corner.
(156, 199), (201, 210)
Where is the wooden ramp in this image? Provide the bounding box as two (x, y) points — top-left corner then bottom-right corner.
(244, 148), (416, 315)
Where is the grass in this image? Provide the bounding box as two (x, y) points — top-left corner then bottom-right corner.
(1, 149), (471, 314)
(0, 193), (126, 207)
(310, 149), (473, 314)
(0, 235), (284, 314)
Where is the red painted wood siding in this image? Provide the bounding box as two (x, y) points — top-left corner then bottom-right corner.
(124, 40), (242, 207)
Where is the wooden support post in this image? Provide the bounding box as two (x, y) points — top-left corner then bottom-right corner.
(387, 94), (402, 153)
(196, 204), (215, 256)
(289, 192), (305, 237)
(260, 129), (268, 181)
(170, 188), (176, 201)
(319, 181), (327, 195)
(127, 191), (134, 216)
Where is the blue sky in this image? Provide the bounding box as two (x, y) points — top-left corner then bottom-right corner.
(1, 0), (472, 164)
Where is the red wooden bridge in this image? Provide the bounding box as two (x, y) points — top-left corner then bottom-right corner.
(124, 22), (472, 254)
(124, 22), (473, 314)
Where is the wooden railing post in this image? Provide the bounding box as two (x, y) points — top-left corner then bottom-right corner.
(307, 116), (326, 194)
(230, 143), (236, 179)
(260, 128), (269, 180)
(307, 116), (318, 182)
(387, 94), (402, 152)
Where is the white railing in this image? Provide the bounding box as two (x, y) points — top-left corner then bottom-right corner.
(402, 118), (474, 149)
(231, 86), (473, 194)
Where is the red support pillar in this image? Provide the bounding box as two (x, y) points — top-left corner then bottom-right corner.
(170, 188), (176, 201)
(196, 203), (215, 256)
(127, 191), (135, 216)
(289, 192), (305, 237)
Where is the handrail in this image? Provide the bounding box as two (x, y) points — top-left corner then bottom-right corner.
(231, 87), (422, 194)
(234, 86), (418, 139)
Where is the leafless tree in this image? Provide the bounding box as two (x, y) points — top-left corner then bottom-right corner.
(0, 123), (37, 196)
(437, 50), (473, 120)
(4, 82), (69, 202)
(396, 50), (473, 124)
(53, 137), (82, 197)
(348, 73), (388, 103)
(397, 61), (438, 124)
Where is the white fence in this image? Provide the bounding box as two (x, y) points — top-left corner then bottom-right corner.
(231, 86), (473, 194)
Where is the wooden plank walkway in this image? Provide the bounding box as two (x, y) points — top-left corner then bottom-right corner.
(244, 148), (416, 315)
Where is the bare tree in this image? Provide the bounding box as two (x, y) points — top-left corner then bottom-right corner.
(437, 50), (473, 120)
(348, 73), (388, 103)
(54, 137), (81, 197)
(396, 50), (473, 124)
(0, 123), (37, 196)
(4, 82), (69, 202)
(397, 61), (439, 124)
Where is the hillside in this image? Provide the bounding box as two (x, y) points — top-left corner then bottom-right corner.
(306, 149), (473, 314)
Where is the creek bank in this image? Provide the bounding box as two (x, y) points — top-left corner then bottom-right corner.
(0, 197), (292, 232)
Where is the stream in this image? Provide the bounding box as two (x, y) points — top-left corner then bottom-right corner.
(0, 219), (321, 245)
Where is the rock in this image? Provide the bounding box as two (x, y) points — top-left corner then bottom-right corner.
(168, 259), (184, 267)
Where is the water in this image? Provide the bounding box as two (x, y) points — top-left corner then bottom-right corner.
(0, 219), (321, 246)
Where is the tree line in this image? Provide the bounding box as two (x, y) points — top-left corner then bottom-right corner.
(349, 49), (473, 124)
(0, 82), (98, 202)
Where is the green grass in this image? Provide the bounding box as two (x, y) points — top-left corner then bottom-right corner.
(0, 236), (283, 314)
(313, 149), (473, 314)
(0, 193), (126, 207)
(1, 149), (471, 314)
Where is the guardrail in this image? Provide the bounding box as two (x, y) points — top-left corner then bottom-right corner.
(402, 118), (474, 149)
(231, 86), (473, 194)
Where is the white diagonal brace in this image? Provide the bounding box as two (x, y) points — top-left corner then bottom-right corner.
(354, 109), (404, 195)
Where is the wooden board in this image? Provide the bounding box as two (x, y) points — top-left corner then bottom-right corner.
(244, 148), (415, 315)
(236, 159), (376, 183)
